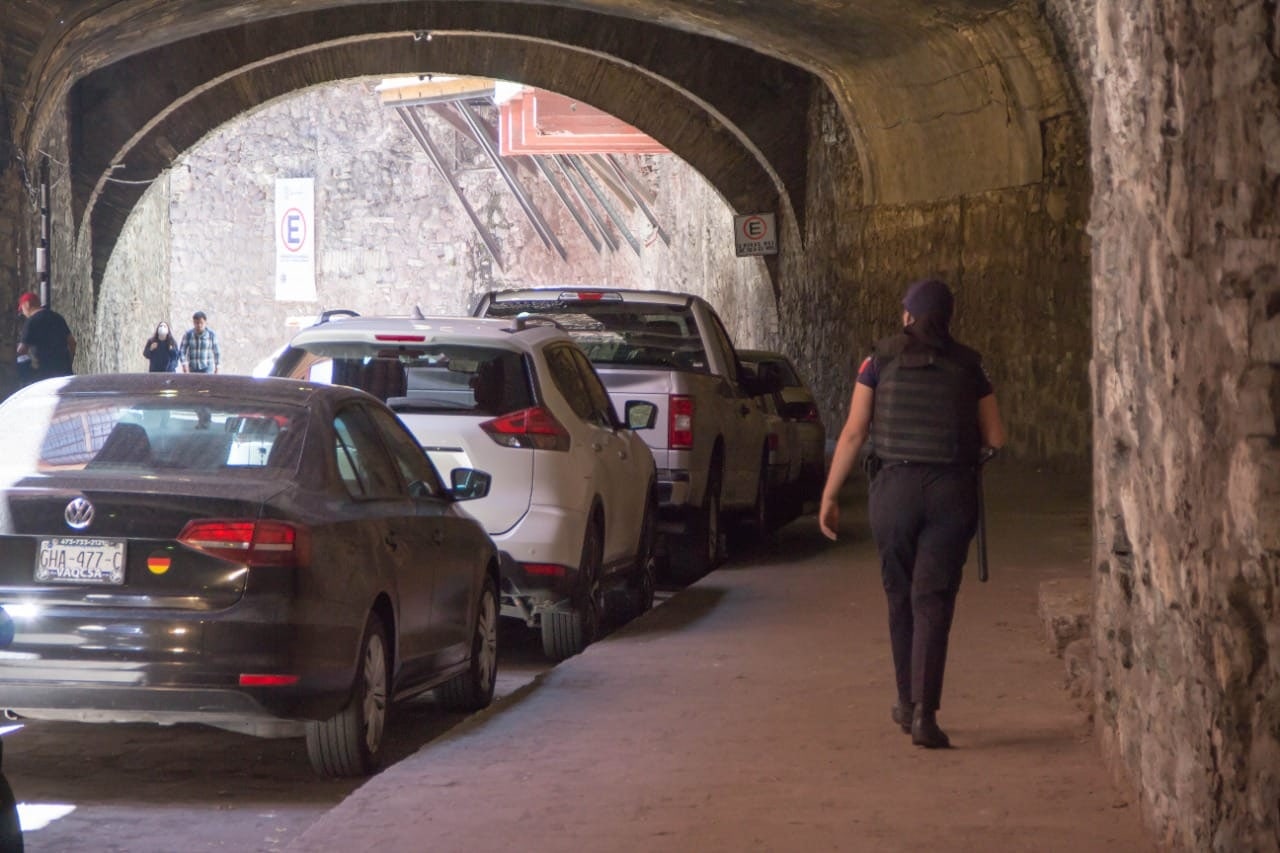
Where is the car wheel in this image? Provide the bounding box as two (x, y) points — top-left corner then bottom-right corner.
(306, 615), (389, 778)
(732, 451), (773, 550)
(541, 517), (603, 661)
(620, 491), (658, 620)
(435, 574), (499, 712)
(667, 463), (722, 584)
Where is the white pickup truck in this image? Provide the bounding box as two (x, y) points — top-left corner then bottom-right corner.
(473, 288), (777, 582)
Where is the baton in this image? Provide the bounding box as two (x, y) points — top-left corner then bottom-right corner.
(976, 447), (997, 582)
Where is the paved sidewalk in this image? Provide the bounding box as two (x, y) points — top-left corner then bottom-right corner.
(289, 467), (1154, 853)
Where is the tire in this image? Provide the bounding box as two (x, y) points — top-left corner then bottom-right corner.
(619, 491), (658, 621)
(436, 574), (499, 712)
(541, 517), (603, 661)
(731, 451), (771, 551)
(667, 463), (722, 584)
(306, 616), (389, 778)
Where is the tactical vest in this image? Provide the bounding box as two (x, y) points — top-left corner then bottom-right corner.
(870, 334), (982, 466)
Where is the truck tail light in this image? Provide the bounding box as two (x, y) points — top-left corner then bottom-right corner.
(178, 519), (309, 568)
(669, 395), (694, 450)
(480, 406), (571, 452)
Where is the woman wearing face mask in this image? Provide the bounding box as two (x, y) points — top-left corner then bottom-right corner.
(143, 321), (181, 372)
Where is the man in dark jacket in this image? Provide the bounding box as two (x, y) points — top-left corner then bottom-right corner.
(16, 292), (75, 383)
(819, 278), (1006, 748)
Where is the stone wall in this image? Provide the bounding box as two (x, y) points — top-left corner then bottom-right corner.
(1089, 0), (1280, 848)
(96, 80), (777, 377)
(779, 82), (1092, 469)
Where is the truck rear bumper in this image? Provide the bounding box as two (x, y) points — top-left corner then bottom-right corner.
(655, 468), (698, 534)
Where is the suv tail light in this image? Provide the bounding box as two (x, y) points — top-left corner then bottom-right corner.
(480, 407), (571, 451)
(179, 519), (310, 568)
(669, 395), (694, 450)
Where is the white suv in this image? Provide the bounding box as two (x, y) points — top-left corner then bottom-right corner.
(271, 314), (658, 661)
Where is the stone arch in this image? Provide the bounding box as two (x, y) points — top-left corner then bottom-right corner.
(81, 32), (795, 295)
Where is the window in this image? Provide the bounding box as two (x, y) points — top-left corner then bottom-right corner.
(333, 407), (403, 499)
(568, 347), (618, 427)
(544, 345), (594, 421)
(366, 406), (444, 497)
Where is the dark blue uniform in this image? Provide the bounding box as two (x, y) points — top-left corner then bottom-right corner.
(858, 332), (993, 723)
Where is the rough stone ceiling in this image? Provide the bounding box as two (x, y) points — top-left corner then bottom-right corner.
(3, 0), (1075, 288)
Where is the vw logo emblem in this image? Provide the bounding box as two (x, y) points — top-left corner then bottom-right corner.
(65, 497), (94, 530)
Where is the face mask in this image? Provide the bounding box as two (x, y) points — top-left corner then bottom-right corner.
(158, 327), (169, 337)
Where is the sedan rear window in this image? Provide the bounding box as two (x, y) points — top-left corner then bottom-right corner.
(0, 393), (305, 475)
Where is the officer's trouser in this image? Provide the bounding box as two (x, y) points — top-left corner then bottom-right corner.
(868, 463), (979, 712)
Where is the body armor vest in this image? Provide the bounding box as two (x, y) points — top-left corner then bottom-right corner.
(870, 334), (982, 466)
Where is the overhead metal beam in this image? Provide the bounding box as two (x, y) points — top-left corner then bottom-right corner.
(454, 101), (567, 262)
(395, 106), (504, 271)
(554, 155), (620, 253)
(532, 155), (604, 254)
(605, 154), (670, 247)
(562, 155), (642, 256)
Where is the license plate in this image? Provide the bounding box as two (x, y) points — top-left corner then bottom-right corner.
(35, 537), (127, 585)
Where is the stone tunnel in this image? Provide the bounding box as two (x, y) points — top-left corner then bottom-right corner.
(0, 1), (1276, 848)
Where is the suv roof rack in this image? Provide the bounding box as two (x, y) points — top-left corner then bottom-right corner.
(318, 309), (360, 324)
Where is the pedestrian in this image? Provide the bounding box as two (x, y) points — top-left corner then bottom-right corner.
(819, 278), (1005, 749)
(179, 311), (220, 374)
(16, 291), (75, 383)
(142, 321), (181, 372)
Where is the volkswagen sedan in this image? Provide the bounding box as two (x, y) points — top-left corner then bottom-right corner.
(0, 374), (500, 777)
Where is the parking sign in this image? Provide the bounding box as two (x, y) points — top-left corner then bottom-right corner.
(733, 213), (777, 256)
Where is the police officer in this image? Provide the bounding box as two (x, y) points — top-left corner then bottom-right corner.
(819, 278), (1005, 749)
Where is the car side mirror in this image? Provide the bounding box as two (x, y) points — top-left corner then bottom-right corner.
(624, 401), (658, 430)
(450, 467), (492, 501)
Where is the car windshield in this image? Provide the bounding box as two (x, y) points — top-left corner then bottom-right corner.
(0, 392), (306, 475)
(483, 299), (708, 371)
(277, 342), (534, 416)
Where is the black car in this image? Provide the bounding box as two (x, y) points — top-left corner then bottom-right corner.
(0, 374), (500, 777)
(0, 604), (20, 851)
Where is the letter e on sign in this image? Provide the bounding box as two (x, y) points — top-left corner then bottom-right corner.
(281, 207), (307, 253)
(733, 213), (777, 257)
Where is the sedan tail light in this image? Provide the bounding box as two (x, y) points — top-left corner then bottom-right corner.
(479, 406), (571, 452)
(178, 519), (310, 568)
(669, 395), (694, 450)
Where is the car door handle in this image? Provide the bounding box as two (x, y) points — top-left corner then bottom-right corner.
(739, 404), (751, 416)
(592, 441), (606, 452)
(383, 533), (399, 551)
(431, 528), (445, 546)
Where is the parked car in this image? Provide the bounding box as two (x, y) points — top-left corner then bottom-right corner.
(0, 374), (500, 778)
(270, 314), (659, 661)
(739, 362), (804, 532)
(472, 288), (780, 583)
(0, 604), (20, 851)
(736, 349), (826, 503)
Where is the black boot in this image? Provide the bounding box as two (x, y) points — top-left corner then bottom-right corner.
(890, 702), (914, 734)
(911, 705), (951, 749)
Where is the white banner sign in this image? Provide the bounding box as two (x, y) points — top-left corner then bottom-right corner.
(274, 178), (316, 302)
(733, 212), (778, 257)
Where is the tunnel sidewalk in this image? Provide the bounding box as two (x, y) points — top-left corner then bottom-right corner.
(287, 466), (1155, 853)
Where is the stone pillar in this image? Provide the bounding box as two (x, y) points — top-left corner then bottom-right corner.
(1090, 0), (1280, 848)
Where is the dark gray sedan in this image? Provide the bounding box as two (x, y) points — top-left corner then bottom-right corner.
(0, 374), (500, 777)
